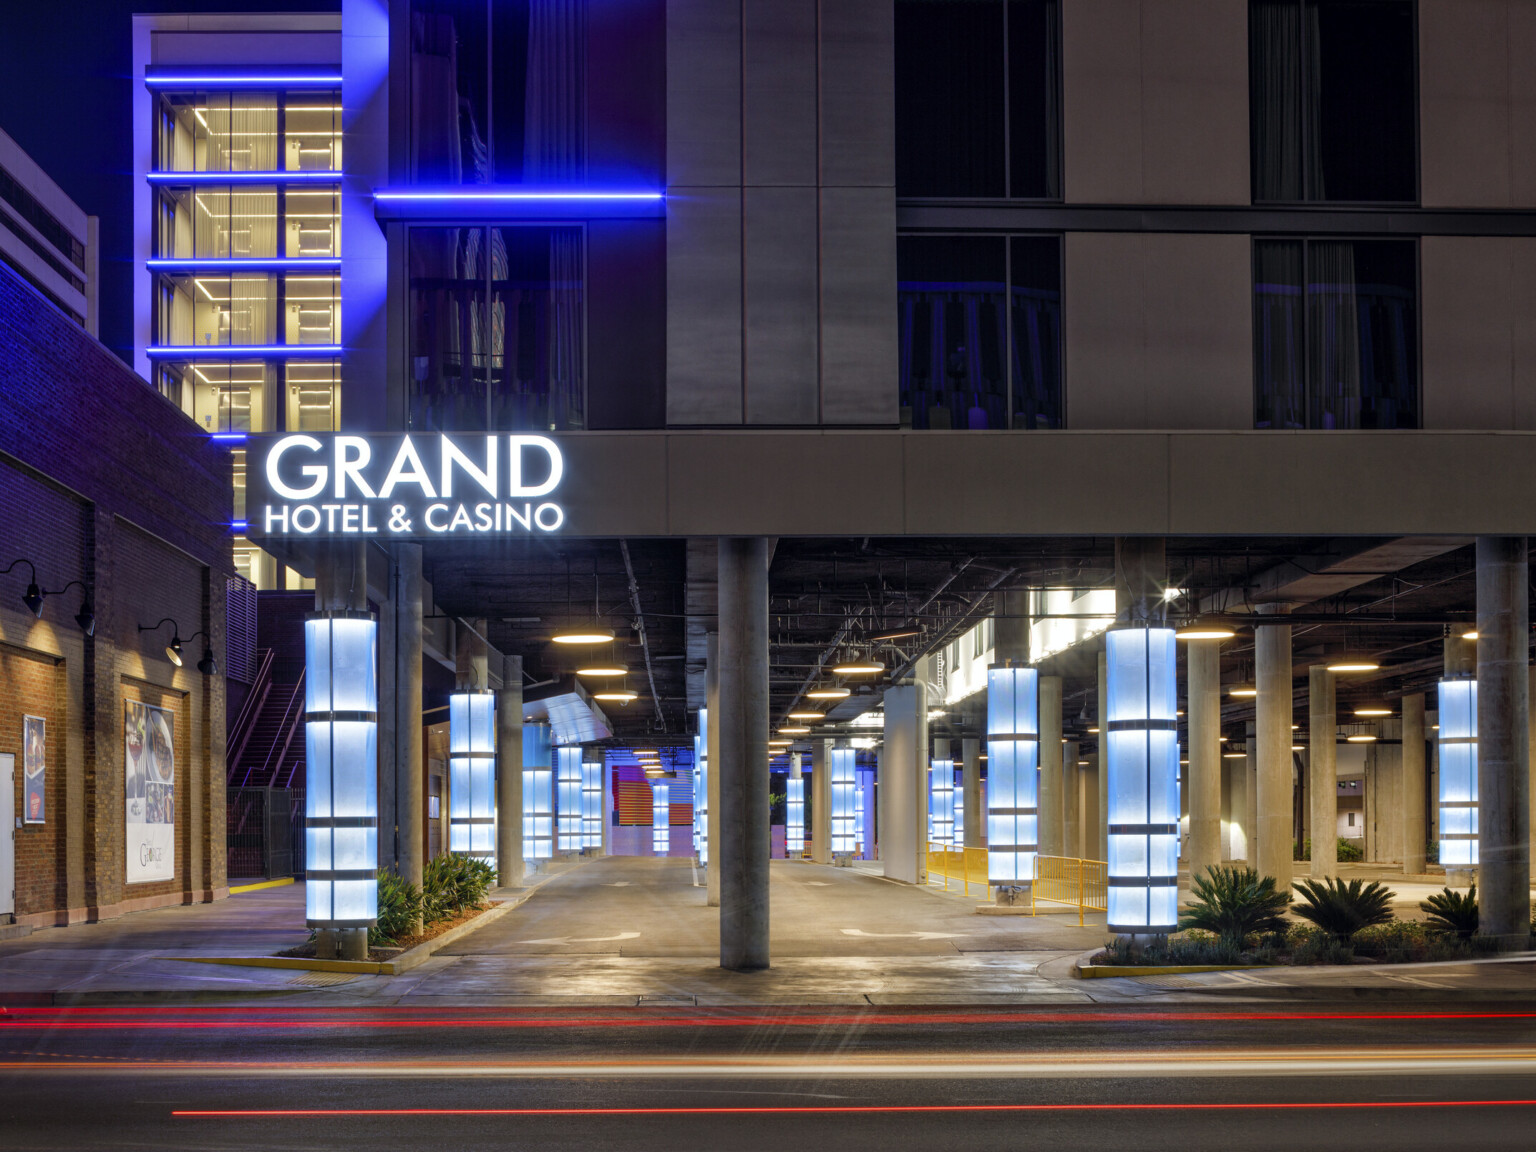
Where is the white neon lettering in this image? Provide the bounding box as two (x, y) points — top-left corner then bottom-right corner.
(334, 436), (377, 498)
(474, 503), (493, 531)
(424, 503), (450, 531)
(263, 504), (289, 533)
(378, 436), (438, 498)
(267, 435), (327, 500)
(342, 505), (361, 533)
(441, 435), (498, 499)
(505, 503), (532, 530)
(534, 502), (564, 531)
(292, 505), (321, 533)
(507, 435), (563, 498)
(322, 504), (341, 532)
(361, 504), (377, 532)
(447, 504), (472, 531)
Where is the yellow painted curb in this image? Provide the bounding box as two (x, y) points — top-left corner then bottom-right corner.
(229, 877), (297, 895)
(1077, 963), (1278, 979)
(175, 955), (387, 975)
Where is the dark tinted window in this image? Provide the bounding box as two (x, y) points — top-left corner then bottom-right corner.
(895, 0), (1060, 198)
(1254, 237), (1418, 429)
(1251, 0), (1416, 203)
(898, 234), (1062, 429)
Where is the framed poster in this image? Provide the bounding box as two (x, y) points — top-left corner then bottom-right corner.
(22, 715), (44, 824)
(125, 700), (175, 884)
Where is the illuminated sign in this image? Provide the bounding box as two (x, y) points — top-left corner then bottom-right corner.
(246, 433), (566, 539)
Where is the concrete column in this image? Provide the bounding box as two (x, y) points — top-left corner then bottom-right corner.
(1401, 692), (1427, 874)
(1477, 536), (1531, 946)
(1245, 722), (1259, 866)
(706, 631), (721, 906)
(393, 544), (424, 923)
(717, 538), (771, 970)
(811, 739), (832, 864)
(1082, 759), (1101, 861)
(961, 737), (982, 849)
(1309, 665), (1337, 878)
(881, 682), (927, 884)
(1062, 739), (1081, 858)
(1038, 675), (1063, 858)
(1186, 639), (1222, 880)
(496, 654), (524, 887)
(1255, 620), (1293, 886)
(1096, 648), (1109, 860)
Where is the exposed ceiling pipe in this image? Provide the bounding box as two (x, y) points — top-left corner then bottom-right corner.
(619, 539), (667, 733)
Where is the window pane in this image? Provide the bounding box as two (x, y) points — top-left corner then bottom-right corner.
(898, 236), (1007, 428)
(1007, 0), (1060, 199)
(410, 1), (491, 183)
(1313, 1), (1415, 202)
(159, 274), (276, 346)
(284, 94), (343, 171)
(490, 1), (532, 183)
(409, 226), (490, 429)
(895, 0), (1006, 197)
(1253, 239), (1304, 428)
(488, 226), (586, 430)
(286, 361), (341, 431)
(1311, 239), (1417, 428)
(284, 274), (340, 345)
(284, 187), (341, 256)
(1009, 236), (1062, 428)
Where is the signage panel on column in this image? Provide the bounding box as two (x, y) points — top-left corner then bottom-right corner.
(986, 665), (1038, 884)
(448, 690), (496, 861)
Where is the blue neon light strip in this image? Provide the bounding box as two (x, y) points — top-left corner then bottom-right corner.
(148, 344), (343, 358)
(147, 171), (343, 184)
(230, 521), (249, 532)
(374, 189), (663, 202)
(210, 432), (249, 443)
(144, 75), (343, 86)
(148, 258), (341, 271)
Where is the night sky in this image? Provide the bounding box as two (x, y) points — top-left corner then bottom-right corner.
(0, 0), (339, 364)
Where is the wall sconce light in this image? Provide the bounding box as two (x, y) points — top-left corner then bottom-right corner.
(139, 618), (218, 674)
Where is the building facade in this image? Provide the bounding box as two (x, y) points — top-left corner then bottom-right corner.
(0, 126), (98, 337)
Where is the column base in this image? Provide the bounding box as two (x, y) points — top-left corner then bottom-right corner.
(1445, 866), (1478, 888)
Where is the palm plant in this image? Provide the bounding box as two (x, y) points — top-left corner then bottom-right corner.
(1292, 876), (1395, 940)
(1420, 885), (1478, 940)
(1178, 865), (1292, 945)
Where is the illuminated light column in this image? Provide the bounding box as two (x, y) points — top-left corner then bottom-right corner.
(695, 708), (709, 866)
(1438, 676), (1478, 882)
(448, 690), (497, 861)
(930, 739), (955, 849)
(522, 722), (553, 864)
(986, 663), (1039, 887)
(855, 783), (867, 857)
(305, 609), (378, 950)
(1105, 626), (1180, 936)
(582, 751), (602, 851)
(830, 746), (857, 858)
(953, 761), (964, 848)
(555, 746), (583, 852)
(652, 781), (670, 856)
(786, 753), (805, 856)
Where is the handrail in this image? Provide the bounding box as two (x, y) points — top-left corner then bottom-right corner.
(273, 670), (306, 790)
(227, 648), (274, 774)
(252, 672), (305, 789)
(925, 846), (1109, 926)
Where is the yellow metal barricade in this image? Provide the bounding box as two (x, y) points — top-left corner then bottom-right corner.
(926, 846), (1107, 922)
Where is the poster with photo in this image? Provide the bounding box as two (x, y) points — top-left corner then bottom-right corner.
(22, 715), (44, 824)
(125, 700), (175, 884)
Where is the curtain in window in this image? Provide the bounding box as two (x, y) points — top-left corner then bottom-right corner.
(1250, 0), (1322, 201)
(409, 227), (489, 429)
(232, 92), (278, 172)
(547, 229), (584, 429)
(232, 188), (278, 258)
(1253, 240), (1304, 428)
(194, 189), (229, 258)
(524, 0), (586, 182)
(1306, 240), (1360, 430)
(229, 275), (275, 345)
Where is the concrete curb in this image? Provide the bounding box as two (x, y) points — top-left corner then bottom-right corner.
(1077, 963), (1278, 979)
(228, 877), (296, 895)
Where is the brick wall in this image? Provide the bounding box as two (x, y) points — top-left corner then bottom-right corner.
(0, 648), (65, 915)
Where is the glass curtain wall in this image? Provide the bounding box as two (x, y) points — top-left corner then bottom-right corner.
(1253, 237), (1418, 429)
(1250, 0), (1416, 203)
(895, 0), (1060, 198)
(897, 234), (1061, 429)
(408, 225), (585, 430)
(155, 91), (341, 173)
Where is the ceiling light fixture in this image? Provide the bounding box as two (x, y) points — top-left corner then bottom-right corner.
(778, 726), (811, 735)
(1228, 683), (1257, 698)
(1175, 617), (1236, 640)
(831, 657), (884, 675)
(1353, 706), (1393, 717)
(552, 627), (616, 645)
(576, 662), (629, 677)
(1327, 656), (1380, 673)
(806, 686), (851, 700)
(592, 687), (638, 704)
(787, 710), (824, 721)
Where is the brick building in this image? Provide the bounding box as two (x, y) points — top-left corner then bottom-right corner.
(0, 257), (232, 929)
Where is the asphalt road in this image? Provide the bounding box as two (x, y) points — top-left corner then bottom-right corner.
(5, 1002), (1536, 1149)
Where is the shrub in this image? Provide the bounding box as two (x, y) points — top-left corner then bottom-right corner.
(1292, 876), (1396, 940)
(422, 854), (497, 924)
(1336, 838), (1364, 863)
(1094, 934), (1248, 968)
(1291, 931), (1356, 966)
(1420, 885), (1478, 940)
(1178, 865), (1292, 945)
(371, 869), (424, 947)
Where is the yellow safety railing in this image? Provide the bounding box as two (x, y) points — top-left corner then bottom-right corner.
(926, 846), (1108, 925)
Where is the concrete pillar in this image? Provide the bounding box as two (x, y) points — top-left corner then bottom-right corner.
(961, 736), (982, 849)
(1062, 739), (1081, 858)
(1038, 675), (1063, 858)
(1401, 692), (1427, 875)
(496, 654), (524, 887)
(811, 739), (832, 864)
(1186, 639), (1222, 880)
(1096, 647), (1109, 859)
(1244, 722), (1259, 867)
(717, 538), (771, 970)
(881, 682), (927, 884)
(1476, 536), (1530, 946)
(393, 543), (424, 929)
(1082, 759), (1101, 861)
(706, 631), (721, 906)
(1309, 665), (1337, 878)
(1255, 617), (1293, 886)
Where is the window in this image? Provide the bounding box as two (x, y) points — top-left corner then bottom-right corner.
(409, 0), (584, 184)
(157, 273), (276, 347)
(154, 91), (342, 173)
(284, 274), (341, 345)
(407, 225), (585, 431)
(1250, 1), (1416, 203)
(898, 234), (1062, 429)
(895, 0), (1060, 199)
(1253, 238), (1418, 429)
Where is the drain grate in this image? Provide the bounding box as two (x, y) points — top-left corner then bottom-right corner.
(288, 970), (360, 987)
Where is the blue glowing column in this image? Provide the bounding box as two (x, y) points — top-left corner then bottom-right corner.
(830, 747), (857, 856)
(986, 664), (1039, 885)
(448, 690), (496, 861)
(786, 754), (805, 856)
(556, 746), (583, 852)
(653, 782), (670, 855)
(522, 723), (553, 861)
(696, 708), (709, 867)
(855, 783), (867, 857)
(1438, 678), (1478, 873)
(953, 762), (964, 848)
(930, 740), (955, 849)
(1105, 627), (1180, 934)
(582, 753), (602, 850)
(305, 611), (378, 930)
